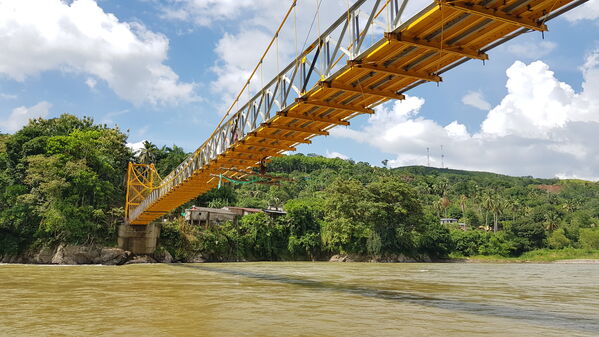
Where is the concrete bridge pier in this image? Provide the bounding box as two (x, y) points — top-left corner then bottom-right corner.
(118, 223), (160, 254)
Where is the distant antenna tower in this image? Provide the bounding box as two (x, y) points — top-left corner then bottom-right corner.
(426, 147), (430, 167)
(440, 145), (445, 169)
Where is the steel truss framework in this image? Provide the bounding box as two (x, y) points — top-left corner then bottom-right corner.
(127, 0), (587, 224)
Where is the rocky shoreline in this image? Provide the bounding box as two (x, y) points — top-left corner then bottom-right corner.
(6, 246), (596, 265)
(0, 245), (174, 265)
(1, 245), (435, 265)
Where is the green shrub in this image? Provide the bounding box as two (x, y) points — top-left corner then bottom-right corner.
(548, 228), (571, 249)
(451, 229), (490, 256)
(480, 232), (514, 257)
(580, 228), (599, 250)
(159, 219), (201, 261)
(417, 221), (454, 258)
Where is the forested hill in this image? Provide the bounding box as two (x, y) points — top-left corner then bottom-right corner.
(1, 115), (599, 261)
(393, 165), (561, 191)
(395, 165), (541, 180)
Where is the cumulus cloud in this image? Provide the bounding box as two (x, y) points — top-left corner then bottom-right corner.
(462, 91), (492, 110)
(0, 0), (196, 105)
(325, 150), (349, 160)
(565, 0), (599, 21)
(0, 101), (51, 133)
(161, 0), (430, 110)
(332, 51), (599, 179)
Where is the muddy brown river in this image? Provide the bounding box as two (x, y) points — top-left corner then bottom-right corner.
(1, 262), (598, 336)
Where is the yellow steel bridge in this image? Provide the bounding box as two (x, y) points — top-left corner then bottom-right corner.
(125, 0), (587, 225)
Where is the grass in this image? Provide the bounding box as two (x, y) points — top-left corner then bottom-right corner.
(451, 248), (599, 262)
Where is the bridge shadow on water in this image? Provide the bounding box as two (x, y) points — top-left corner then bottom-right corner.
(172, 264), (599, 334)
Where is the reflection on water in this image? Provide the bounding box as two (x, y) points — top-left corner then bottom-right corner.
(1, 262), (598, 336)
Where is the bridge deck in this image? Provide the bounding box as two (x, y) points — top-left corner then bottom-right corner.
(128, 0), (580, 224)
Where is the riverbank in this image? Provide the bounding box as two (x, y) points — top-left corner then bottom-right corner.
(3, 246), (599, 265)
(0, 245), (173, 265)
(0, 245), (431, 265)
(450, 248), (599, 263)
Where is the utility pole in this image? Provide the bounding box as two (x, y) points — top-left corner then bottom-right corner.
(440, 145), (445, 169)
(427, 147), (430, 167)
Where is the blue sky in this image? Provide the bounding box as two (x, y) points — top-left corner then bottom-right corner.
(1, 0), (599, 179)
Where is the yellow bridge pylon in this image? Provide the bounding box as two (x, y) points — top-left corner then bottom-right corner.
(125, 163), (162, 223)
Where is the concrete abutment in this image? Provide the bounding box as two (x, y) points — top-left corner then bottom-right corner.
(118, 223), (160, 255)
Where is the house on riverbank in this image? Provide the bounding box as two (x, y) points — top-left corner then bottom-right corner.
(184, 206), (287, 227)
(184, 206), (237, 228)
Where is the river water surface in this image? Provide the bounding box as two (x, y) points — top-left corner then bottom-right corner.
(1, 262), (598, 336)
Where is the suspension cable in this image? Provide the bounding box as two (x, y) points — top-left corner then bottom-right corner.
(146, 0), (298, 191)
(213, 0), (298, 136)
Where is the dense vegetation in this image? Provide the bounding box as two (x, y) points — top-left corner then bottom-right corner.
(2, 115), (599, 261)
(0, 115), (184, 255)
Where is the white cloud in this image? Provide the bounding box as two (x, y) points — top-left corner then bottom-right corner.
(0, 101), (51, 133)
(161, 0), (430, 111)
(565, 0), (599, 21)
(506, 41), (557, 59)
(161, 0), (258, 26)
(127, 140), (147, 155)
(332, 51), (599, 180)
(0, 93), (17, 100)
(325, 150), (349, 160)
(85, 77), (97, 89)
(0, 0), (196, 105)
(462, 91), (491, 110)
(480, 61), (576, 138)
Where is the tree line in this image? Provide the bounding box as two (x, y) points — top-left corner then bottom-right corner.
(1, 115), (598, 260)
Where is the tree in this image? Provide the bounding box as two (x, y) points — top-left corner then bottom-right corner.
(284, 199), (323, 260)
(156, 145), (188, 176)
(547, 228), (571, 249)
(544, 212), (561, 232)
(137, 141), (160, 164)
(1, 114), (130, 248)
(321, 179), (370, 254)
(506, 219), (546, 254)
(439, 196), (451, 217)
(482, 193), (493, 228)
(458, 194), (468, 219)
(580, 228), (599, 250)
(490, 197), (508, 233)
(321, 177), (424, 257)
(237, 212), (287, 260)
(417, 219), (454, 258)
(451, 229), (490, 256)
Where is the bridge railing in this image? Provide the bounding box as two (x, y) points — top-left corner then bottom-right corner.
(128, 0), (420, 223)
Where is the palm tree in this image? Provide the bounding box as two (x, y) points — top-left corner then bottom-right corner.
(433, 178), (450, 197)
(544, 212), (560, 232)
(440, 196), (451, 217)
(490, 197), (507, 233)
(459, 194), (468, 219)
(138, 141), (159, 164)
(562, 200), (579, 214)
(482, 193), (493, 228)
(509, 199), (521, 221)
